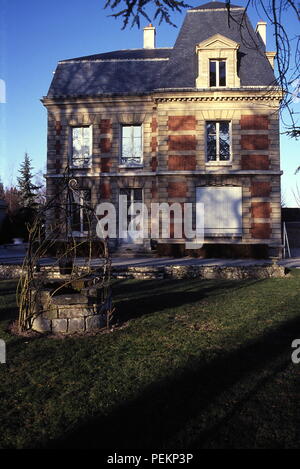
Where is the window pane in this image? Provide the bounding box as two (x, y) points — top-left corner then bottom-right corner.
(207, 136), (216, 161)
(133, 189), (143, 201)
(122, 138), (132, 159)
(206, 121), (216, 135)
(209, 61), (216, 87)
(122, 126), (132, 138)
(121, 125), (142, 165)
(219, 61), (226, 86)
(219, 122), (230, 160)
(71, 189), (91, 233)
(133, 137), (142, 159)
(72, 127), (92, 167)
(81, 190), (91, 232)
(120, 188), (131, 198)
(133, 126), (142, 138)
(71, 205), (81, 232)
(206, 122), (217, 161)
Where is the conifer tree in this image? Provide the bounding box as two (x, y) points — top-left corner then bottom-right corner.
(17, 153), (40, 209)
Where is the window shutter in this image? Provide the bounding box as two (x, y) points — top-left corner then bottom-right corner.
(196, 187), (242, 236)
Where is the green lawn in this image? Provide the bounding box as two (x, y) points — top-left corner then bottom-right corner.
(0, 273), (299, 449)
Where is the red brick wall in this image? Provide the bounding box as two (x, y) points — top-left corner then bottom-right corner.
(168, 155), (196, 170)
(99, 119), (112, 134)
(167, 182), (187, 198)
(168, 135), (196, 151)
(250, 182), (271, 197)
(151, 181), (158, 199)
(151, 157), (158, 171)
(55, 121), (62, 136)
(251, 202), (271, 219)
(241, 155), (270, 170)
(251, 223), (271, 239)
(151, 136), (157, 152)
(168, 116), (196, 131)
(100, 182), (111, 199)
(100, 138), (111, 153)
(240, 115), (269, 130)
(101, 158), (111, 172)
(55, 141), (61, 155)
(241, 135), (269, 150)
(151, 118), (157, 133)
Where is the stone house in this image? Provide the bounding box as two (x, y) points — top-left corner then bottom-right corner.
(42, 1), (282, 257)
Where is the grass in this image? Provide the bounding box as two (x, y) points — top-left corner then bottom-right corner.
(0, 273), (299, 449)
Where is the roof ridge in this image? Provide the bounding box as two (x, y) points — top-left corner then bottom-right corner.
(189, 1), (243, 11)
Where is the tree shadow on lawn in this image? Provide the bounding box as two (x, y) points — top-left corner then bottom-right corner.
(113, 278), (261, 324)
(0, 306), (19, 321)
(44, 306), (300, 449)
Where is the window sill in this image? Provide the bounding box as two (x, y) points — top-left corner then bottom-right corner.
(205, 234), (242, 238)
(69, 166), (92, 170)
(205, 161), (232, 166)
(118, 164), (144, 169)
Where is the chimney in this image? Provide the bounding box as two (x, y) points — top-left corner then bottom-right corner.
(143, 24), (156, 49)
(265, 51), (276, 69)
(255, 21), (267, 46)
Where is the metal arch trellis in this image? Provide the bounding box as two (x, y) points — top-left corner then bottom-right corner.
(17, 168), (112, 332)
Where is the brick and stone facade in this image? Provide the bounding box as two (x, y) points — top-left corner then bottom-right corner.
(42, 2), (282, 258)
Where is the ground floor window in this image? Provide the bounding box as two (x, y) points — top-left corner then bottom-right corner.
(70, 189), (91, 235)
(196, 186), (242, 236)
(119, 188), (143, 243)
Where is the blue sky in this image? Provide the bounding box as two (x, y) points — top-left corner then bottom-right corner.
(0, 0), (299, 205)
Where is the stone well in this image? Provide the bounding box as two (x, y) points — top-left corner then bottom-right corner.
(31, 271), (111, 334)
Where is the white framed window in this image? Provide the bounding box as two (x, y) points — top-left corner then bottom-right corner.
(70, 189), (91, 236)
(196, 186), (242, 237)
(206, 121), (231, 162)
(70, 126), (92, 168)
(209, 59), (226, 87)
(120, 125), (143, 166)
(119, 188), (144, 244)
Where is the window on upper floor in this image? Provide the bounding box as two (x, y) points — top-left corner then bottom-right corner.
(209, 59), (226, 87)
(70, 126), (92, 168)
(120, 125), (143, 166)
(195, 34), (240, 89)
(206, 121), (231, 162)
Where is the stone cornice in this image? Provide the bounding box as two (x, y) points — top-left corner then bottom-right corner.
(153, 91), (283, 104)
(45, 170), (283, 178)
(41, 95), (154, 107)
(41, 87), (283, 107)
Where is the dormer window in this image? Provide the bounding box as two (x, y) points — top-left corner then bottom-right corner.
(196, 34), (240, 89)
(209, 59), (226, 87)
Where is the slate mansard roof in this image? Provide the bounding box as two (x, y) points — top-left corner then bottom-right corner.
(46, 1), (276, 99)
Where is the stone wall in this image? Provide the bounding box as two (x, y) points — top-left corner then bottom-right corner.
(111, 263), (287, 280)
(0, 262), (287, 281)
(0, 265), (22, 280)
